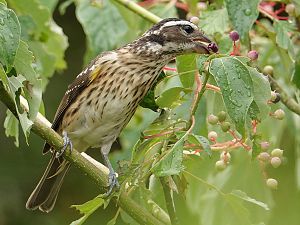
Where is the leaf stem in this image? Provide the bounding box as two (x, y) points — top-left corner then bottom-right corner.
(159, 177), (180, 225)
(112, 0), (161, 23)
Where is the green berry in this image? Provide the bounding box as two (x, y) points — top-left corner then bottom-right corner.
(260, 141), (270, 150)
(286, 3), (296, 16)
(208, 131), (218, 141)
(271, 148), (283, 157)
(207, 114), (219, 125)
(220, 151), (231, 161)
(263, 65), (274, 76)
(215, 160), (227, 170)
(258, 152), (270, 162)
(270, 91), (277, 102)
(217, 111), (227, 122)
(266, 178), (278, 190)
(274, 109), (285, 120)
(190, 16), (200, 25)
(271, 157), (282, 168)
(221, 122), (231, 132)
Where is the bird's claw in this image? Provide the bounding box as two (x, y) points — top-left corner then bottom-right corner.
(56, 131), (73, 158)
(103, 172), (119, 197)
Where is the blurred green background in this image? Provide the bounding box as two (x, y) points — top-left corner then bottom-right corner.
(1, 1), (300, 225)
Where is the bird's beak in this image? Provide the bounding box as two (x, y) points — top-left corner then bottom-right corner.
(191, 30), (218, 54)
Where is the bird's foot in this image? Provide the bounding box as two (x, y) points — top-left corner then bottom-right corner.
(56, 131), (73, 158)
(103, 171), (120, 197)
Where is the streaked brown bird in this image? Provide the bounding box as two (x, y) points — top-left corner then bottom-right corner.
(26, 18), (217, 212)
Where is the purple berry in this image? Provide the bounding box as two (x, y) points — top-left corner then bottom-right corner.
(247, 50), (259, 60)
(229, 31), (240, 41)
(208, 42), (218, 53)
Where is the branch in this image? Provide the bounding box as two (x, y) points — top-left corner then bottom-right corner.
(0, 82), (166, 225)
(268, 76), (300, 116)
(112, 0), (161, 23)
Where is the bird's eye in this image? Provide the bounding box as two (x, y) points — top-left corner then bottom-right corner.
(182, 25), (194, 34)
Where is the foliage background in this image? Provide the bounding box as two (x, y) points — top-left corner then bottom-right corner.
(0, 0), (300, 225)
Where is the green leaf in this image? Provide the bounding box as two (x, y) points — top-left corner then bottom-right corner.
(209, 57), (254, 135)
(230, 190), (270, 210)
(10, 0), (68, 80)
(4, 110), (19, 147)
(75, 0), (128, 63)
(156, 87), (191, 108)
(225, 0), (259, 40)
(188, 134), (212, 156)
(71, 196), (105, 225)
(7, 74), (33, 141)
(273, 20), (295, 60)
(247, 67), (271, 120)
(0, 2), (21, 71)
(152, 132), (189, 176)
(14, 40), (42, 120)
(199, 8), (229, 36)
(176, 54), (197, 88)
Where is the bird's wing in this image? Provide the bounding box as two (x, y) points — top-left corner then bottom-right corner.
(43, 58), (101, 154)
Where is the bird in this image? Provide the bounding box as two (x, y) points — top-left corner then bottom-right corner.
(25, 17), (218, 212)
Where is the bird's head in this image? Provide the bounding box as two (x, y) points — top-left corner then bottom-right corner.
(131, 18), (218, 58)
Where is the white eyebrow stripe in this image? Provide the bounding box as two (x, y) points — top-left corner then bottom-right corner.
(159, 21), (198, 30)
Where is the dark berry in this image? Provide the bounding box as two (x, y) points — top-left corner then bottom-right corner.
(229, 31), (240, 41)
(208, 42), (218, 53)
(247, 50), (259, 60)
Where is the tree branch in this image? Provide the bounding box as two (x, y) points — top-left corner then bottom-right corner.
(0, 82), (166, 225)
(268, 76), (300, 116)
(112, 0), (161, 23)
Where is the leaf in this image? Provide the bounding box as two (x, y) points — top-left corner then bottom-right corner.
(176, 54), (197, 88)
(209, 57), (254, 135)
(7, 74), (33, 141)
(188, 134), (212, 156)
(107, 209), (120, 225)
(273, 20), (295, 60)
(70, 196), (105, 225)
(247, 67), (271, 120)
(14, 40), (42, 120)
(0, 2), (21, 71)
(75, 0), (128, 63)
(4, 110), (19, 147)
(230, 190), (270, 210)
(152, 131), (189, 176)
(199, 8), (229, 36)
(10, 0), (68, 79)
(156, 87), (190, 108)
(225, 0), (259, 40)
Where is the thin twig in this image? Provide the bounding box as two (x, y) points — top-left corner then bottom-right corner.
(159, 177), (179, 225)
(268, 76), (300, 116)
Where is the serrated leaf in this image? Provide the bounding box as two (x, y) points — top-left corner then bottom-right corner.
(71, 196), (105, 225)
(156, 87), (190, 108)
(0, 2), (21, 71)
(152, 131), (189, 176)
(274, 20), (295, 60)
(230, 190), (270, 210)
(225, 0), (259, 40)
(188, 134), (212, 156)
(76, 0), (127, 63)
(4, 110), (19, 147)
(209, 57), (254, 135)
(199, 8), (229, 35)
(10, 0), (68, 80)
(247, 67), (271, 120)
(14, 40), (42, 120)
(176, 54), (197, 88)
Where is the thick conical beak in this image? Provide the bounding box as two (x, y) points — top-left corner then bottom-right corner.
(191, 30), (218, 54)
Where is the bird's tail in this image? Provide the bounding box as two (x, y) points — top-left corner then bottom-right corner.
(26, 154), (70, 213)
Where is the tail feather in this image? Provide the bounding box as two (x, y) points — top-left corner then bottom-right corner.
(26, 154), (70, 212)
